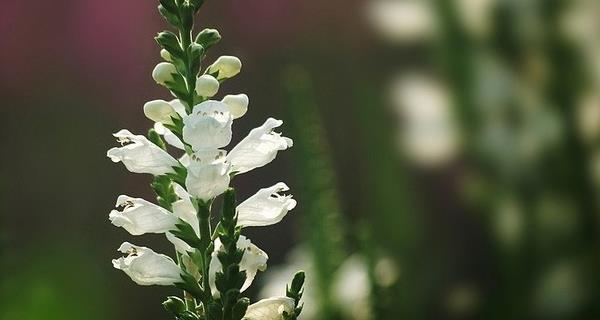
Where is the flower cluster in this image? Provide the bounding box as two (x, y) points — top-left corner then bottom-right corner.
(106, 1), (305, 319)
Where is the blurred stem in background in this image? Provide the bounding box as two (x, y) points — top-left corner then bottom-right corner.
(432, 0), (600, 318)
(283, 67), (346, 320)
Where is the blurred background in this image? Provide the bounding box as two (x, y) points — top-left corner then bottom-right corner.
(1, 0), (599, 319)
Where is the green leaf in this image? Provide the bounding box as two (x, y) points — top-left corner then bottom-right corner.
(195, 28), (221, 49)
(158, 4), (180, 28)
(171, 219), (202, 248)
(175, 271), (205, 300)
(231, 298), (249, 320)
(162, 296), (187, 316)
(155, 31), (183, 59)
(147, 128), (167, 150)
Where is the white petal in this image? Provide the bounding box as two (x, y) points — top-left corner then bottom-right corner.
(109, 195), (178, 235)
(237, 182), (296, 227)
(182, 101), (233, 151)
(243, 297), (295, 320)
(154, 122), (185, 150)
(112, 242), (181, 286)
(222, 94), (249, 119)
(107, 129), (179, 176)
(227, 118), (293, 174)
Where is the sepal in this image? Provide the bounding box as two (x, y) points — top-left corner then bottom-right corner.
(171, 219), (203, 248)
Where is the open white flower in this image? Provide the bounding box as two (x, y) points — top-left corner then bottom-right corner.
(227, 118), (293, 174)
(144, 100), (179, 125)
(109, 195), (178, 235)
(107, 129), (180, 175)
(183, 101), (233, 151)
(185, 150), (231, 201)
(237, 182), (296, 227)
(209, 235), (268, 295)
(208, 56), (242, 80)
(242, 297), (295, 320)
(222, 94), (249, 119)
(112, 242), (182, 286)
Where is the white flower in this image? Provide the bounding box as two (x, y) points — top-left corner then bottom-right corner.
(209, 235), (268, 295)
(195, 74), (220, 97)
(237, 182), (296, 227)
(242, 297), (295, 320)
(332, 255), (371, 320)
(109, 195), (178, 235)
(144, 99), (179, 125)
(152, 62), (178, 85)
(112, 242), (182, 286)
(107, 129), (180, 175)
(222, 94), (249, 119)
(208, 56), (242, 80)
(183, 101), (233, 151)
(185, 150), (231, 201)
(367, 0), (435, 43)
(227, 118), (293, 174)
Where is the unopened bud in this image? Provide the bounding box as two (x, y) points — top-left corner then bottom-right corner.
(144, 99), (178, 124)
(152, 62), (177, 85)
(160, 49), (172, 62)
(208, 56), (242, 80)
(195, 74), (220, 97)
(222, 94), (249, 119)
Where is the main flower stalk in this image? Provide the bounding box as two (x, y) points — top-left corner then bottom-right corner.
(106, 1), (304, 319)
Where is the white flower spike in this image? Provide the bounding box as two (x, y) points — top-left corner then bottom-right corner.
(222, 93), (249, 119)
(185, 150), (231, 201)
(143, 99), (178, 125)
(195, 74), (220, 97)
(152, 62), (178, 85)
(237, 182), (296, 227)
(182, 100), (233, 151)
(209, 235), (269, 295)
(208, 56), (242, 80)
(109, 195), (178, 235)
(112, 242), (182, 286)
(227, 118), (293, 174)
(242, 297), (295, 320)
(107, 129), (179, 175)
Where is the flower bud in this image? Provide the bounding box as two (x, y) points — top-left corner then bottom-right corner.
(208, 56), (242, 80)
(195, 74), (220, 97)
(152, 62), (177, 85)
(160, 49), (172, 62)
(144, 99), (178, 124)
(195, 28), (221, 49)
(222, 94), (249, 119)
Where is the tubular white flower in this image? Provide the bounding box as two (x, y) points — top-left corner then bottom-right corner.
(185, 150), (231, 201)
(237, 182), (296, 227)
(107, 129), (179, 175)
(152, 62), (178, 85)
(242, 297), (295, 320)
(209, 235), (268, 295)
(183, 100), (233, 151)
(144, 99), (178, 125)
(227, 118), (293, 174)
(195, 74), (220, 97)
(222, 94), (249, 119)
(207, 56), (242, 80)
(112, 242), (182, 286)
(109, 195), (178, 235)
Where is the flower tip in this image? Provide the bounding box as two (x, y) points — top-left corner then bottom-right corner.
(144, 99), (177, 124)
(208, 55), (242, 80)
